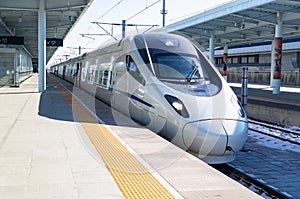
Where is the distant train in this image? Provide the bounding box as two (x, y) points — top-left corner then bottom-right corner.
(50, 32), (248, 164)
(214, 39), (300, 86)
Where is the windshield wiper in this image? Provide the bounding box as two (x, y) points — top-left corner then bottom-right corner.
(186, 63), (198, 82)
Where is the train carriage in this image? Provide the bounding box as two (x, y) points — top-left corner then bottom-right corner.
(51, 32), (248, 164)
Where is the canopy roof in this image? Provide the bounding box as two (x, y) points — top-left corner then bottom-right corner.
(162, 0), (300, 48)
(0, 0), (93, 61)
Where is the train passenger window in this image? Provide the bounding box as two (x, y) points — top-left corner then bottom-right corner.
(103, 70), (110, 86)
(232, 57), (239, 64)
(126, 55), (145, 85)
(97, 70), (112, 88)
(248, 56), (255, 63)
(81, 62), (88, 82)
(98, 71), (103, 85)
(241, 57), (248, 64)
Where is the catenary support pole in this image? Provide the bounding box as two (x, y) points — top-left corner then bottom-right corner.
(223, 44), (228, 81)
(241, 67), (248, 111)
(38, 0), (46, 92)
(161, 0), (167, 27)
(209, 33), (215, 65)
(122, 20), (126, 39)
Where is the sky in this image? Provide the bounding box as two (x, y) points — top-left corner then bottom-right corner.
(47, 0), (232, 66)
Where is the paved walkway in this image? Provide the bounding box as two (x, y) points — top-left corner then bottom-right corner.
(0, 74), (261, 199)
(0, 74), (123, 199)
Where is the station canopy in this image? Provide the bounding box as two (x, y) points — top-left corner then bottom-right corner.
(0, 0), (93, 62)
(162, 0), (300, 49)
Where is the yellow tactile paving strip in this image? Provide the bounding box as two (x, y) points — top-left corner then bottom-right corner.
(50, 75), (175, 199)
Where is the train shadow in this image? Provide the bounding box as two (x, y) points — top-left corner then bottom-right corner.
(39, 74), (150, 138)
(38, 78), (75, 122)
(38, 75), (143, 130)
(71, 86), (143, 128)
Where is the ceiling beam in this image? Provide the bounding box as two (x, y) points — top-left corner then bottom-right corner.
(230, 13), (276, 25)
(0, 18), (15, 36)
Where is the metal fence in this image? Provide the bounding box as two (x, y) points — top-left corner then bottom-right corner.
(227, 71), (300, 87)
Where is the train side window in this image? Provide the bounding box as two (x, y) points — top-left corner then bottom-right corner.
(126, 55), (145, 85)
(126, 56), (137, 72)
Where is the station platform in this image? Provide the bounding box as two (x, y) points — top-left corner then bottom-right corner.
(0, 74), (260, 199)
(229, 83), (300, 126)
(229, 83), (300, 107)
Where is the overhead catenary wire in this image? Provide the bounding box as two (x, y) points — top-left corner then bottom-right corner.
(126, 0), (161, 21)
(76, 0), (169, 55)
(97, 0), (162, 35)
(95, 0), (125, 21)
(78, 0), (132, 47)
(82, 0), (161, 45)
(81, 0), (126, 35)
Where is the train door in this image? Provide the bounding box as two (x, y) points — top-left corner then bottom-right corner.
(111, 55), (129, 115)
(62, 65), (66, 79)
(75, 62), (82, 87)
(125, 55), (152, 126)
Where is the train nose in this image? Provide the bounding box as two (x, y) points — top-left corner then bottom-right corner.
(182, 119), (248, 162)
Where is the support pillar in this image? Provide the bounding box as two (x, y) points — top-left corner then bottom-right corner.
(223, 44), (228, 81)
(38, 0), (46, 92)
(273, 12), (283, 95)
(270, 40), (275, 87)
(209, 33), (215, 65)
(13, 52), (19, 87)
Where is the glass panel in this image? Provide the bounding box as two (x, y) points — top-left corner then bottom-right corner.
(155, 54), (205, 80)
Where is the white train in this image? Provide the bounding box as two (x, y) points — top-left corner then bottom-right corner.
(51, 32), (248, 164)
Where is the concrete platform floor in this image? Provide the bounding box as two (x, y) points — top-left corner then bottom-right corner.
(0, 74), (123, 199)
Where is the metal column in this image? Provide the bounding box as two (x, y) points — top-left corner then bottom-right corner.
(209, 33), (215, 65)
(241, 67), (248, 111)
(38, 0), (46, 92)
(161, 0), (167, 27)
(13, 51), (18, 87)
(273, 12), (283, 95)
(223, 44), (228, 81)
(122, 20), (126, 39)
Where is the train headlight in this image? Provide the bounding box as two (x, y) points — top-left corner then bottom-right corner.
(172, 101), (183, 111)
(165, 95), (189, 118)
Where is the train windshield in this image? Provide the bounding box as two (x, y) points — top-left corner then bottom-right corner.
(134, 33), (222, 96)
(155, 53), (207, 81)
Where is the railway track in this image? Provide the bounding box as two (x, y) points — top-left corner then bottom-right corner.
(213, 164), (292, 199)
(248, 119), (300, 145)
(214, 119), (300, 198)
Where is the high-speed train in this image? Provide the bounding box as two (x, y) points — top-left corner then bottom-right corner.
(51, 32), (248, 164)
